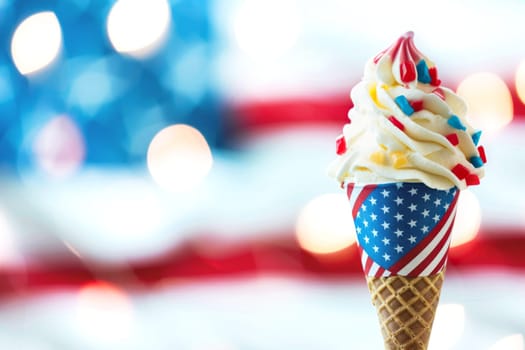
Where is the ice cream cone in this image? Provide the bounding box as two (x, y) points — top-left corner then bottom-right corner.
(367, 271), (444, 350)
(327, 32), (486, 348)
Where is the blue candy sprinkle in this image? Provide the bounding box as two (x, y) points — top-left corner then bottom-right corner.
(470, 156), (484, 168)
(471, 130), (482, 145)
(416, 60), (431, 84)
(447, 115), (467, 131)
(394, 95), (414, 116)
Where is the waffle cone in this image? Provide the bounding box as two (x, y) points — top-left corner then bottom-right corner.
(366, 271), (445, 349)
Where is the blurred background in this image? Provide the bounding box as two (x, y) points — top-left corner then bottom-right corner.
(0, 0), (524, 349)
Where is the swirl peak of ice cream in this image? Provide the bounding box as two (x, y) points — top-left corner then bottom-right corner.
(329, 31), (486, 190)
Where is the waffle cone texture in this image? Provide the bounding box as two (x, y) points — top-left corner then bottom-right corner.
(366, 271), (445, 350)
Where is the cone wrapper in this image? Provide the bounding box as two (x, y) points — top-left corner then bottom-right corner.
(346, 182), (459, 278)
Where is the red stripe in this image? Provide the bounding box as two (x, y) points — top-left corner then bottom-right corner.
(346, 183), (354, 200)
(364, 256), (374, 275)
(374, 266), (385, 277)
(409, 217), (454, 275)
(430, 249), (449, 275)
(388, 190), (460, 274)
(351, 185), (376, 218)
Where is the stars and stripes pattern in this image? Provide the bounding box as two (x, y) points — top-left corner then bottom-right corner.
(347, 182), (459, 277)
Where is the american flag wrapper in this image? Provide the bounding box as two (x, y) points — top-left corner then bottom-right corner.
(347, 182), (459, 277)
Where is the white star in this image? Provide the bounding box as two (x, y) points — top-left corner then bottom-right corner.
(394, 229), (403, 237)
(363, 220), (369, 227)
(373, 245), (379, 253)
(381, 189), (390, 198)
(382, 237), (390, 245)
(369, 197), (377, 205)
(356, 212), (360, 218)
(381, 205), (390, 214)
(394, 196), (404, 205)
(434, 198), (442, 206)
(421, 225), (429, 233)
(370, 213), (378, 221)
(443, 203), (450, 210)
(396, 183), (403, 189)
(408, 235), (417, 243)
(372, 229), (378, 237)
(356, 227), (362, 234)
(408, 203), (417, 212)
(421, 209), (430, 218)
(383, 253), (391, 261)
(433, 214), (440, 223)
(362, 204), (367, 212)
(409, 187), (418, 196)
(364, 236), (370, 244)
(394, 212), (404, 221)
(408, 220), (417, 228)
(394, 245), (404, 253)
(422, 193), (431, 202)
(381, 221), (390, 230)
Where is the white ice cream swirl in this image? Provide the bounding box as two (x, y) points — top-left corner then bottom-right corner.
(329, 32), (485, 190)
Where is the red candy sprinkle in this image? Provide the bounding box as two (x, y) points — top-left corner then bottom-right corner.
(466, 174), (480, 186)
(478, 145), (487, 163)
(388, 116), (405, 131)
(429, 67), (441, 86)
(445, 133), (459, 146)
(451, 163), (469, 180)
(336, 135), (347, 155)
(400, 61), (417, 83)
(433, 88), (446, 100)
(410, 100), (424, 112)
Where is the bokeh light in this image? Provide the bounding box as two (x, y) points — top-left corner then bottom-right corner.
(489, 334), (524, 350)
(450, 190), (481, 248)
(147, 124), (213, 193)
(10, 11), (62, 75)
(456, 72), (513, 134)
(296, 193), (356, 254)
(0, 208), (22, 268)
(75, 281), (133, 342)
(32, 115), (85, 178)
(233, 0), (300, 60)
(515, 60), (525, 105)
(107, 0), (171, 58)
(429, 304), (465, 350)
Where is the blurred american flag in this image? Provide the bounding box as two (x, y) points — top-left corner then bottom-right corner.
(0, 1), (524, 349)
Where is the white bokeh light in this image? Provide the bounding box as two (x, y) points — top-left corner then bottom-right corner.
(429, 304), (465, 350)
(147, 124), (213, 193)
(456, 72), (513, 135)
(0, 208), (23, 268)
(11, 11), (62, 75)
(515, 60), (525, 106)
(32, 115), (85, 178)
(75, 281), (134, 342)
(450, 190), (481, 248)
(296, 193), (356, 254)
(233, 0), (301, 60)
(107, 0), (171, 58)
(489, 334), (525, 350)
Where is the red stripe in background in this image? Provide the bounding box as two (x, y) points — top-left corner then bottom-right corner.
(231, 84), (525, 130)
(0, 229), (524, 298)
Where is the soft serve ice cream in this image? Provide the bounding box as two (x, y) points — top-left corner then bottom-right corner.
(329, 31), (486, 190)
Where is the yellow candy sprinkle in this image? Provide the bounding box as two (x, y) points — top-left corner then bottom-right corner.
(379, 144), (387, 151)
(369, 84), (386, 108)
(391, 151), (408, 168)
(370, 151), (386, 165)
